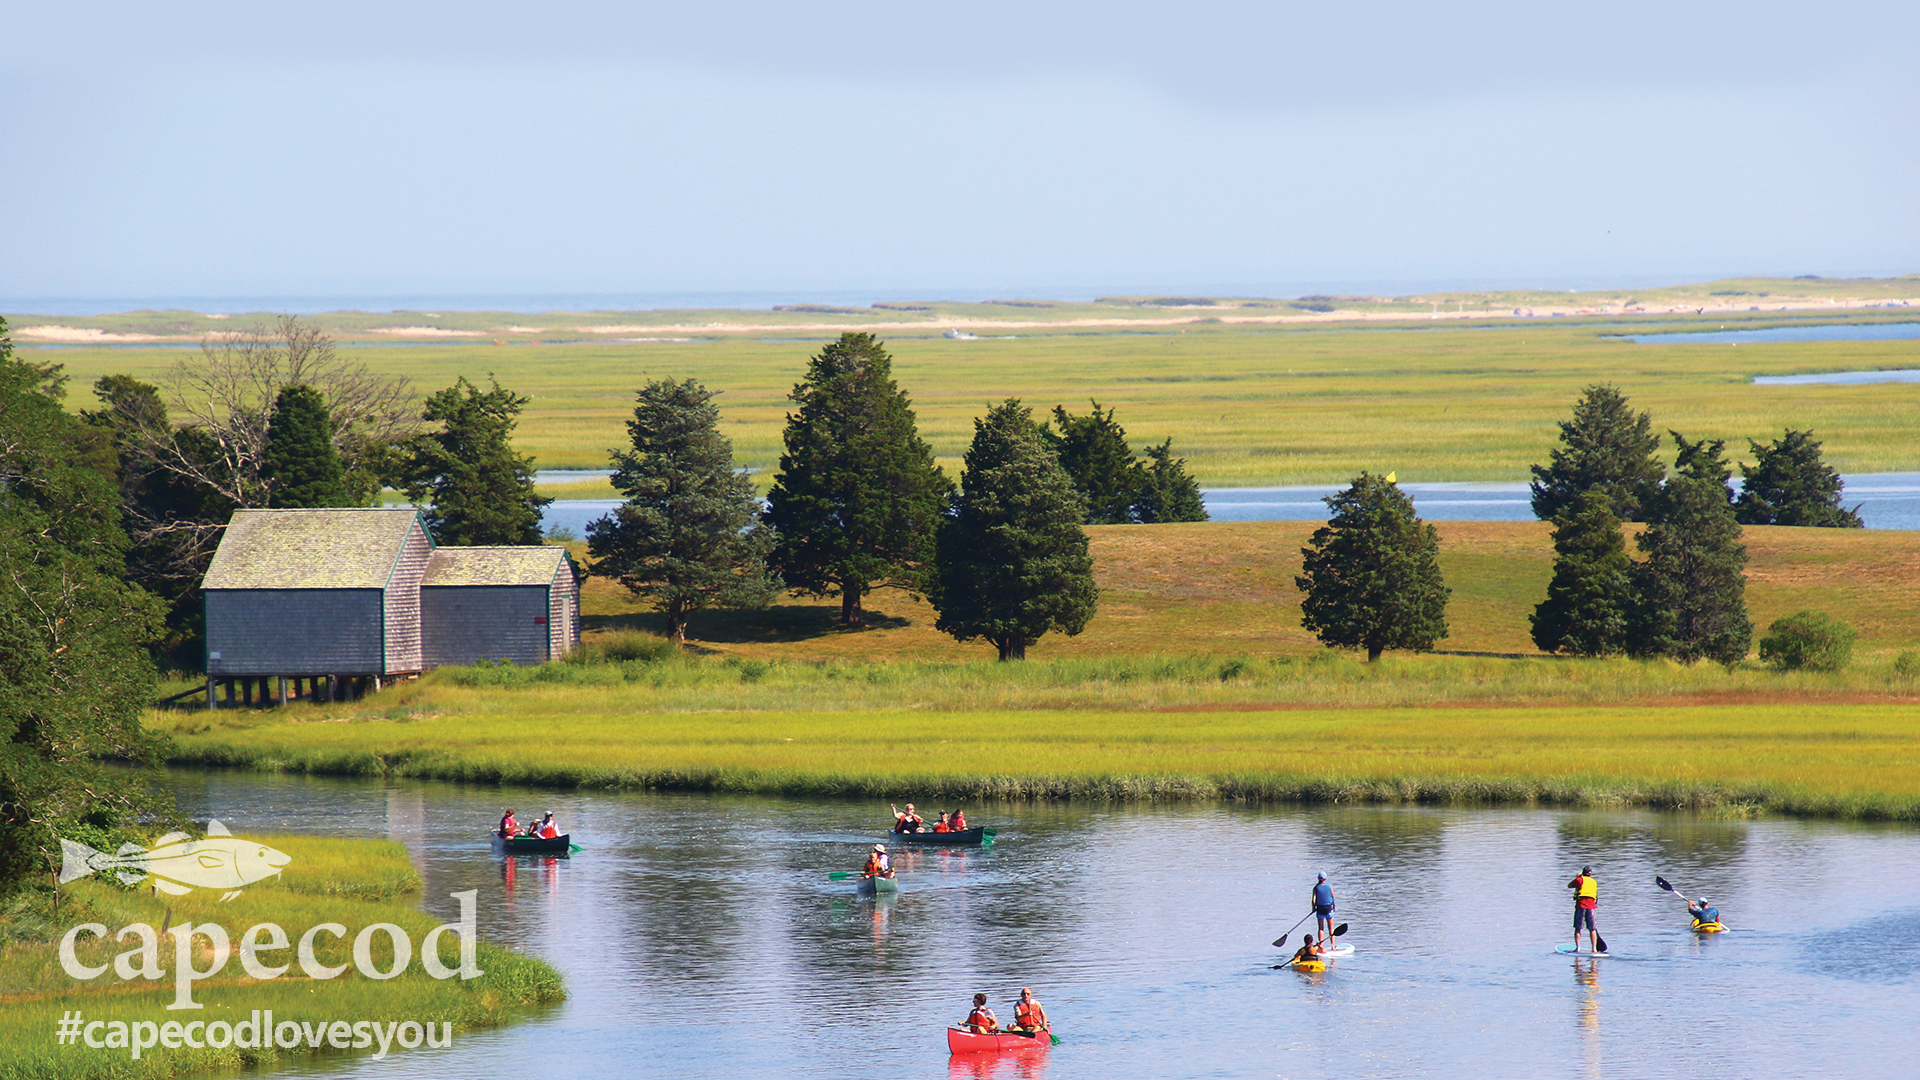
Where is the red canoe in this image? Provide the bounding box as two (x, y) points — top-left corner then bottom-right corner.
(946, 1027), (1051, 1054)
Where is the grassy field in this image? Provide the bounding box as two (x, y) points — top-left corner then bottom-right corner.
(17, 294), (1920, 483)
(564, 521), (1920, 664)
(0, 834), (562, 1079)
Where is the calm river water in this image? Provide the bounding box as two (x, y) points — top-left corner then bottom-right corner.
(164, 772), (1920, 1080)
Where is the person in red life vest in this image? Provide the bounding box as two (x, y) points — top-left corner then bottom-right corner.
(890, 803), (924, 833)
(932, 811), (952, 834)
(950, 808), (967, 832)
(862, 844), (893, 880)
(536, 812), (559, 839)
(497, 808), (518, 839)
(964, 993), (998, 1033)
(1011, 987), (1049, 1034)
(1568, 865), (1602, 953)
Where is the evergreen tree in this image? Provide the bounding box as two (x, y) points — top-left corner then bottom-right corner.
(1048, 402), (1143, 524)
(403, 375), (551, 546)
(587, 379), (779, 643)
(763, 333), (952, 626)
(0, 319), (171, 894)
(1734, 429), (1862, 527)
(1670, 430), (1735, 504)
(1135, 438), (1209, 523)
(933, 400), (1097, 660)
(1296, 472), (1449, 661)
(1530, 490), (1634, 656)
(1628, 475), (1752, 664)
(264, 384), (351, 508)
(1529, 384), (1664, 522)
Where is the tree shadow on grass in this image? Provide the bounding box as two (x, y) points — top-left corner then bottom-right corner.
(583, 605), (912, 645)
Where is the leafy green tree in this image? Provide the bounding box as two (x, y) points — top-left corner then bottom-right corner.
(587, 379), (779, 643)
(1530, 490), (1634, 656)
(1135, 438), (1209, 523)
(1735, 429), (1862, 527)
(1048, 402), (1143, 524)
(264, 384), (351, 508)
(0, 319), (171, 894)
(403, 375), (551, 546)
(933, 400), (1097, 660)
(1296, 472), (1449, 661)
(763, 333), (952, 626)
(1628, 475), (1752, 664)
(1670, 430), (1735, 504)
(1758, 610), (1856, 672)
(1530, 384), (1664, 522)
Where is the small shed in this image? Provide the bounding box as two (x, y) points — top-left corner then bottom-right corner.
(421, 546), (581, 668)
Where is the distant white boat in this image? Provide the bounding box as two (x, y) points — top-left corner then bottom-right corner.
(943, 329), (979, 340)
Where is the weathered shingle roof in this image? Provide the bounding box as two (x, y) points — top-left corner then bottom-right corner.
(423, 546), (571, 587)
(203, 509), (425, 590)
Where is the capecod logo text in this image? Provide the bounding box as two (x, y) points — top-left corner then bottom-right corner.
(57, 821), (484, 1010)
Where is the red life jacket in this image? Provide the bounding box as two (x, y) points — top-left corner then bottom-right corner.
(539, 823), (558, 839)
(966, 1007), (997, 1031)
(952, 812), (967, 830)
(1014, 1000), (1043, 1029)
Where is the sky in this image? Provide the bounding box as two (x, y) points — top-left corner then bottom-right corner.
(3, 0), (1917, 307)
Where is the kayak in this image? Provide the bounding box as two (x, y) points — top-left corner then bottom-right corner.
(490, 832), (571, 855)
(893, 827), (990, 846)
(856, 874), (899, 895)
(946, 1027), (1050, 1054)
(1691, 920), (1726, 933)
(1291, 960), (1327, 972)
(1554, 945), (1608, 957)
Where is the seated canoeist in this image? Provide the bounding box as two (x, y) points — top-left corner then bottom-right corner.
(536, 812), (559, 840)
(497, 808), (518, 839)
(950, 808), (967, 832)
(964, 993), (999, 1033)
(1010, 987), (1049, 1034)
(932, 812), (952, 834)
(863, 844), (893, 879)
(890, 803), (924, 834)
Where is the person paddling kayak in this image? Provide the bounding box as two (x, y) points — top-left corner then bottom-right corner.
(1311, 872), (1336, 950)
(1687, 896), (1721, 927)
(1568, 865), (1603, 953)
(963, 993), (999, 1033)
(1289, 933), (1325, 967)
(1011, 987), (1049, 1034)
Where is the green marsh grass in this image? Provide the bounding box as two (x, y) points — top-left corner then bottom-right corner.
(0, 836), (563, 1079)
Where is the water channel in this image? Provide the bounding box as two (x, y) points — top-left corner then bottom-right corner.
(163, 771), (1920, 1080)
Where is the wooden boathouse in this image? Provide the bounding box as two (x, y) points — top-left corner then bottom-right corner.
(200, 508), (579, 707)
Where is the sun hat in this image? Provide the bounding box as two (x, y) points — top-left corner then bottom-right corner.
(1317, 872), (1327, 881)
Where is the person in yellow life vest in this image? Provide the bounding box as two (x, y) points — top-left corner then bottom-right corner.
(862, 844), (893, 879)
(1568, 865), (1602, 953)
(1011, 987), (1049, 1034)
(964, 993), (998, 1033)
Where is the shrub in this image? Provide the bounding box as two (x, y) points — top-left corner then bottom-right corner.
(1894, 651), (1920, 678)
(1757, 611), (1856, 672)
(569, 630), (676, 665)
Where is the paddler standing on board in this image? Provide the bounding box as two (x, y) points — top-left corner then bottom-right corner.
(1311, 872), (1336, 951)
(1568, 865), (1603, 953)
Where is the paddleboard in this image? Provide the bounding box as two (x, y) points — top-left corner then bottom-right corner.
(1317, 945), (1355, 958)
(1554, 945), (1609, 957)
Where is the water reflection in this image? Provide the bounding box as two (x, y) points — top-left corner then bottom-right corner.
(1573, 958), (1601, 1080)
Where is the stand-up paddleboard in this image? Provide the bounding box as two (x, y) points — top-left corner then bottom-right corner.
(1317, 945), (1355, 958)
(1554, 944), (1609, 957)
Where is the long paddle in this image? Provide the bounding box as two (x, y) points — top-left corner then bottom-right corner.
(1271, 910), (1317, 949)
(1273, 923), (1348, 969)
(1656, 875), (1731, 929)
(828, 871), (897, 881)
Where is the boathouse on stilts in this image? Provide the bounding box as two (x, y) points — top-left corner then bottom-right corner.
(199, 508), (580, 709)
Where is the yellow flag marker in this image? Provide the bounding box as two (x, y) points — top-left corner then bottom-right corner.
(1385, 471), (1397, 483)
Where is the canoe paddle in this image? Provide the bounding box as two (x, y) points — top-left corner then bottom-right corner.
(1656, 875), (1731, 929)
(1271, 911), (1317, 949)
(1273, 923), (1347, 969)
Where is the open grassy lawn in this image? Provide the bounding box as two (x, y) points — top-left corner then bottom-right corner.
(27, 311), (1920, 482)
(572, 521), (1920, 664)
(0, 835), (562, 1080)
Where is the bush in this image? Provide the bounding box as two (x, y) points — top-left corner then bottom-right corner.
(1757, 611), (1856, 672)
(569, 630), (676, 665)
(1894, 651), (1920, 678)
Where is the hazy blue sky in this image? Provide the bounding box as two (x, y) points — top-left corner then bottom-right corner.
(4, 1), (1916, 305)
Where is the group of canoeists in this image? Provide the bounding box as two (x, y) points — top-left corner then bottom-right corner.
(495, 808), (561, 840)
(889, 802), (967, 834)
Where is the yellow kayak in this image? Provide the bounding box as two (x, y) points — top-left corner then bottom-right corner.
(1691, 919), (1726, 933)
(1291, 960), (1327, 972)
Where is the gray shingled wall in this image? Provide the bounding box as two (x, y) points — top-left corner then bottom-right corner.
(383, 520), (433, 672)
(206, 589), (384, 675)
(420, 585), (552, 668)
(548, 562), (580, 659)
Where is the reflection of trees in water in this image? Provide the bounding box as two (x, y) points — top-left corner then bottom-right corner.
(1553, 813), (1748, 888)
(1303, 808), (1448, 876)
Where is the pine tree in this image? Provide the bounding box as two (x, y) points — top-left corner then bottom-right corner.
(403, 375), (551, 546)
(1735, 429), (1862, 527)
(1530, 490), (1633, 656)
(264, 384), (351, 508)
(933, 400), (1097, 660)
(1530, 385), (1665, 522)
(1670, 430), (1735, 504)
(1048, 402), (1144, 524)
(0, 318), (171, 894)
(1296, 472), (1449, 661)
(763, 333), (952, 626)
(1628, 475), (1752, 664)
(1134, 438), (1209, 523)
(587, 379), (779, 643)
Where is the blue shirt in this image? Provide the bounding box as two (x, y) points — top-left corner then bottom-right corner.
(1693, 905), (1719, 924)
(1313, 882), (1335, 909)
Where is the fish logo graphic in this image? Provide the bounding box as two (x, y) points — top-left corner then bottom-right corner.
(58, 820), (291, 901)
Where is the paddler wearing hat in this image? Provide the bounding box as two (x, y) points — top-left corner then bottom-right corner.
(862, 843), (894, 879)
(1311, 871), (1336, 950)
(1687, 895), (1721, 927)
